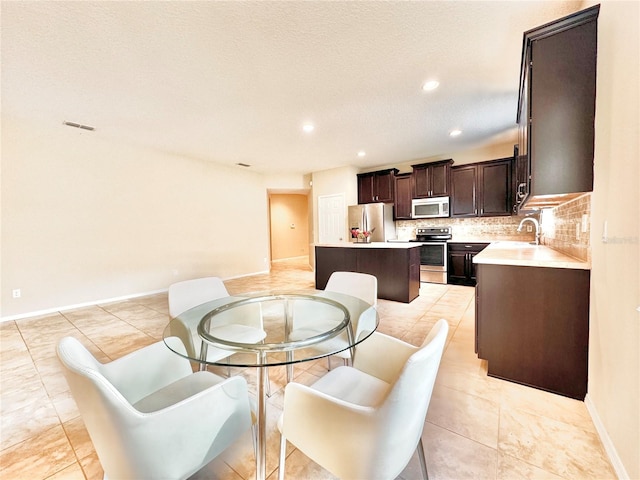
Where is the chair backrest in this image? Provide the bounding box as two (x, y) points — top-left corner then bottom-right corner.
(325, 271), (378, 306)
(168, 276), (229, 318)
(372, 319), (448, 478)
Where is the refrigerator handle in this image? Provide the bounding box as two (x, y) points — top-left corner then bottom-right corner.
(362, 208), (368, 232)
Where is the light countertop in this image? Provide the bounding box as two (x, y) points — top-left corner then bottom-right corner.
(315, 242), (420, 249)
(473, 242), (590, 270)
(448, 235), (529, 243)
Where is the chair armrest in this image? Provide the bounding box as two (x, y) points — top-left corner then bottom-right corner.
(353, 305), (377, 341)
(102, 338), (193, 404)
(352, 332), (417, 383)
(121, 375), (253, 479)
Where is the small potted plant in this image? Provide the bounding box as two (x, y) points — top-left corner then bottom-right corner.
(351, 227), (376, 243)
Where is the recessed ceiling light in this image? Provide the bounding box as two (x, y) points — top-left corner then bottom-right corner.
(449, 129), (462, 137)
(357, 151), (366, 157)
(302, 123), (315, 133)
(422, 80), (440, 91)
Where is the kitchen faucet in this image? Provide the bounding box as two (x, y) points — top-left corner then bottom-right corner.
(517, 217), (541, 245)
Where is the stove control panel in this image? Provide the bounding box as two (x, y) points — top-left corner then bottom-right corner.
(416, 227), (452, 235)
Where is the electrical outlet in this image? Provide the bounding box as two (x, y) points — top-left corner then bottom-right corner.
(526, 225), (533, 232)
(12, 289), (21, 298)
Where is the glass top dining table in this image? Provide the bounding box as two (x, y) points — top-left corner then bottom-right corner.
(162, 289), (378, 480)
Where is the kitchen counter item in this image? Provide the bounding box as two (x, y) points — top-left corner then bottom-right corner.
(473, 242), (590, 270)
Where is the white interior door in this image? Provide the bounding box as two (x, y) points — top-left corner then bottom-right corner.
(318, 194), (346, 244)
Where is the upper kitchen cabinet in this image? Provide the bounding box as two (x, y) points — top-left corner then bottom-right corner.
(451, 158), (512, 218)
(357, 168), (399, 204)
(516, 5), (599, 211)
(412, 159), (453, 198)
(393, 173), (413, 220)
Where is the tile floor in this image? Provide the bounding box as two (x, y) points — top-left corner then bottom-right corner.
(0, 258), (616, 479)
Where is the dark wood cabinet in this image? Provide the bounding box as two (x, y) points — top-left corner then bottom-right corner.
(475, 263), (590, 400)
(447, 243), (488, 286)
(412, 160), (452, 198)
(450, 165), (477, 217)
(451, 158), (512, 218)
(516, 5), (599, 210)
(479, 159), (512, 217)
(357, 169), (398, 204)
(315, 245), (420, 303)
(393, 173), (413, 220)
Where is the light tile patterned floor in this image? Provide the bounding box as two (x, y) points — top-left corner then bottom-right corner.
(0, 258), (616, 479)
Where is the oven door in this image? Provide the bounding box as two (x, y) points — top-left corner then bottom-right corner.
(416, 242), (448, 284)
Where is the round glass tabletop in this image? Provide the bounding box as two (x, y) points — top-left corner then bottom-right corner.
(163, 289), (378, 367)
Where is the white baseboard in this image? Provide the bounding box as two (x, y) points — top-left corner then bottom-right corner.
(0, 288), (168, 323)
(1, 270), (274, 323)
(585, 393), (628, 480)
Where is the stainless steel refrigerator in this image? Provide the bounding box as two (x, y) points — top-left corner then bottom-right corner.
(348, 203), (396, 242)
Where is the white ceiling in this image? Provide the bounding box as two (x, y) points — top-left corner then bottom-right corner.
(1, 1), (583, 175)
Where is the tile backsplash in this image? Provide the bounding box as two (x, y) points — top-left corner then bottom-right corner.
(395, 215), (537, 242)
(540, 193), (591, 262)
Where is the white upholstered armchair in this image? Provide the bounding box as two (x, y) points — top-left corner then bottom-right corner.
(57, 336), (254, 480)
(277, 318), (449, 480)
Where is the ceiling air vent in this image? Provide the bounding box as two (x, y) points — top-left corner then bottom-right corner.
(63, 121), (95, 131)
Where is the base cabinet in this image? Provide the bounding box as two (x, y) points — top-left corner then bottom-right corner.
(475, 263), (589, 400)
(447, 243), (489, 286)
(315, 246), (420, 303)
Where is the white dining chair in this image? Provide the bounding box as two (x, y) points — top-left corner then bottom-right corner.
(168, 276), (267, 366)
(277, 318), (449, 480)
(288, 271), (378, 378)
(57, 336), (254, 480)
(324, 271), (377, 366)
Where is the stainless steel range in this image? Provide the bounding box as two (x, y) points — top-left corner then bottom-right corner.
(410, 227), (452, 284)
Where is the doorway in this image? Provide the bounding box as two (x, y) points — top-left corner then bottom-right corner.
(269, 193), (311, 264)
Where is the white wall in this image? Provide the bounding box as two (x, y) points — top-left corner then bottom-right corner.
(586, 1), (640, 478)
(1, 115), (270, 318)
(310, 165), (359, 245)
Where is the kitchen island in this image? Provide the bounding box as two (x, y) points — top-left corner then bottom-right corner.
(473, 242), (590, 399)
(315, 242), (421, 303)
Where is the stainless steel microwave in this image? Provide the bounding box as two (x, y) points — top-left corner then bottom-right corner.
(411, 197), (450, 219)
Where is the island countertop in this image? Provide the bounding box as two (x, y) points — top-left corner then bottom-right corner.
(314, 242), (420, 249)
(473, 241), (590, 270)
